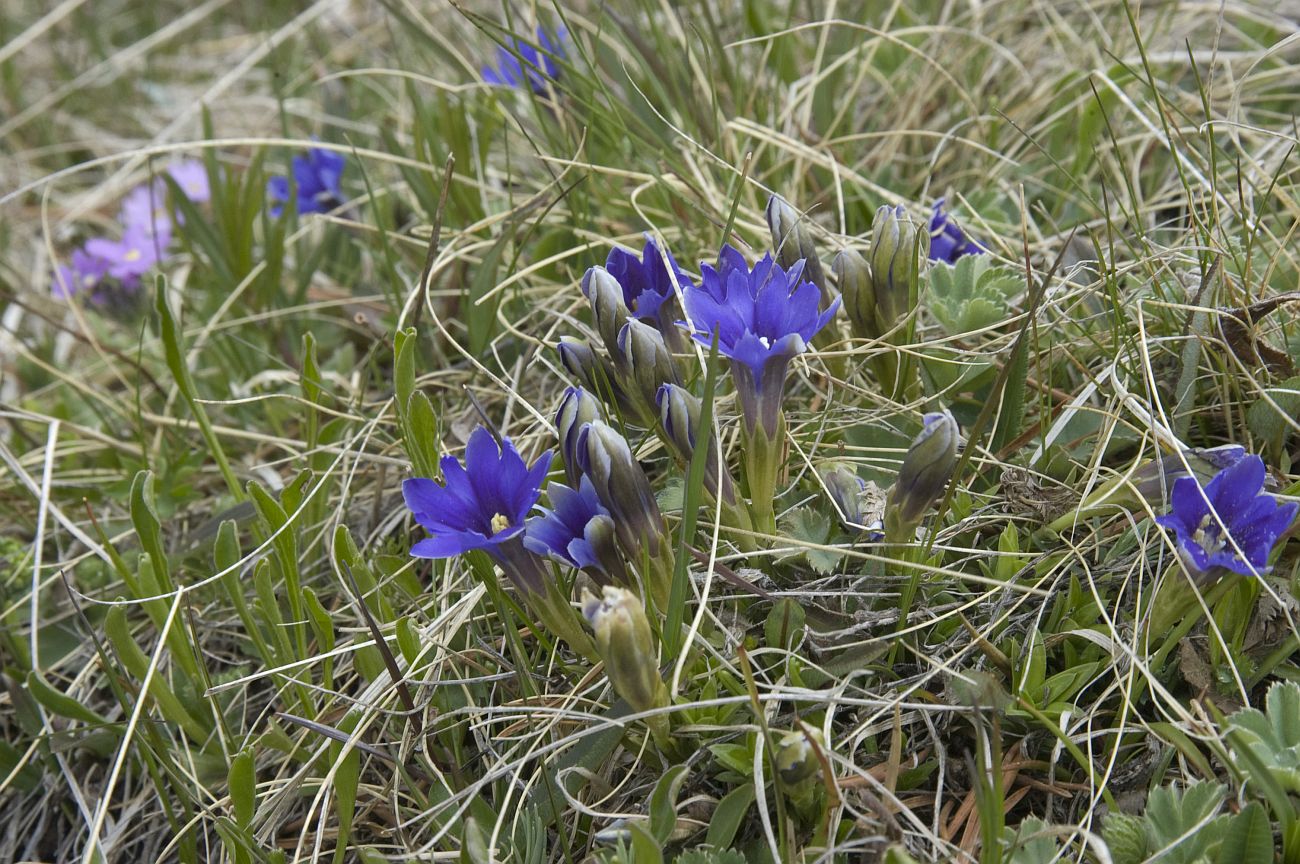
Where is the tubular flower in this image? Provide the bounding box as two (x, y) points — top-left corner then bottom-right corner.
(402, 427), (552, 563)
(1155, 454), (1297, 578)
(681, 245), (839, 438)
(524, 478), (628, 585)
(928, 198), (985, 263)
(604, 236), (693, 346)
(582, 586), (668, 720)
(482, 25), (567, 93)
(267, 146), (346, 217)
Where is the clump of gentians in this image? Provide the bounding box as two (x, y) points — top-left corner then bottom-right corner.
(482, 25), (567, 93)
(883, 410), (960, 543)
(681, 245), (839, 533)
(54, 161), (211, 302)
(1155, 454), (1297, 581)
(268, 145), (346, 217)
(582, 585), (671, 748)
(928, 198), (985, 263)
(402, 426), (593, 656)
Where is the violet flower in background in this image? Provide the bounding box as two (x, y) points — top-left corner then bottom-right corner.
(53, 249), (112, 300)
(928, 198), (985, 263)
(267, 146), (346, 217)
(681, 245), (839, 439)
(482, 25), (567, 93)
(1155, 454), (1297, 579)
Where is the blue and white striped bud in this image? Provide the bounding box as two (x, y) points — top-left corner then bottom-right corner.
(884, 410), (959, 540)
(577, 420), (667, 559)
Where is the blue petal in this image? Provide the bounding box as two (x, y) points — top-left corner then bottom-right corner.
(1206, 454), (1266, 518)
(412, 530), (493, 559)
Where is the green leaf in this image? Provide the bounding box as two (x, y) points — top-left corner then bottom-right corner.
(1102, 812), (1147, 864)
(704, 784), (754, 850)
(764, 599), (806, 653)
(26, 671), (109, 725)
(1143, 781), (1229, 864)
(1216, 802), (1273, 864)
(649, 764), (690, 843)
(777, 507), (844, 574)
(926, 256), (1020, 335)
(627, 822), (664, 864)
(228, 748), (256, 829)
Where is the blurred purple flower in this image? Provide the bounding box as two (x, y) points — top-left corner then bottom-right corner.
(482, 25), (567, 93)
(267, 146), (346, 217)
(1155, 454), (1297, 578)
(928, 198), (985, 263)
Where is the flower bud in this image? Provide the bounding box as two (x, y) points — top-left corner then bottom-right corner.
(618, 319), (681, 408)
(582, 585), (667, 715)
(774, 727), (825, 785)
(555, 386), (602, 484)
(581, 266), (630, 363)
(833, 247), (877, 340)
(657, 383), (735, 505)
(766, 194), (827, 298)
(867, 205), (928, 332)
(821, 465), (866, 528)
(577, 420), (667, 558)
(582, 514), (631, 587)
(885, 410), (959, 535)
(558, 337), (604, 391)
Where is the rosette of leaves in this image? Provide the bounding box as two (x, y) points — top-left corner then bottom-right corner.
(1226, 680), (1300, 794)
(1102, 781), (1272, 864)
(926, 254), (1021, 336)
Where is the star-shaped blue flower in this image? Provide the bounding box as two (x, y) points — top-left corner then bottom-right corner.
(524, 478), (622, 581)
(403, 427), (553, 559)
(482, 26), (567, 93)
(1155, 454), (1297, 577)
(267, 146), (346, 217)
(681, 245), (839, 436)
(928, 198), (985, 263)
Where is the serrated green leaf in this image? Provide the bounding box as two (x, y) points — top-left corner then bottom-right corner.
(778, 507), (844, 574)
(1102, 812), (1147, 864)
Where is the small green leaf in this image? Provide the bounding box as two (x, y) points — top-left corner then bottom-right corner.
(26, 671), (109, 725)
(648, 764), (689, 843)
(229, 749), (256, 829)
(1101, 812), (1146, 864)
(1216, 801), (1273, 864)
(704, 784), (754, 850)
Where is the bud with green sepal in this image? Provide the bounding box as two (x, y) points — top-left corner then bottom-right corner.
(884, 410), (959, 544)
(618, 318), (682, 411)
(582, 585), (671, 749)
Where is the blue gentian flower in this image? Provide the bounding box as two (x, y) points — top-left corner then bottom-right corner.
(604, 236), (693, 336)
(267, 146), (346, 217)
(928, 198), (985, 263)
(1155, 454), (1297, 578)
(482, 26), (567, 93)
(681, 245), (839, 437)
(402, 427), (553, 560)
(524, 478), (626, 584)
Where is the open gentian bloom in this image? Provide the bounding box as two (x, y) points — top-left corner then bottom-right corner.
(524, 478), (626, 584)
(1155, 454), (1297, 578)
(268, 146), (345, 217)
(482, 25), (566, 93)
(681, 245), (839, 438)
(604, 236), (693, 348)
(403, 427), (553, 563)
(928, 198), (985, 263)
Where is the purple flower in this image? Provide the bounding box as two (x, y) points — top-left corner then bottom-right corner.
(1155, 454), (1297, 578)
(928, 198), (985, 263)
(524, 478), (626, 584)
(402, 427), (553, 559)
(53, 248), (112, 299)
(166, 160), (211, 204)
(267, 146), (346, 217)
(604, 236), (693, 337)
(482, 25), (567, 93)
(83, 220), (172, 289)
(681, 245), (839, 437)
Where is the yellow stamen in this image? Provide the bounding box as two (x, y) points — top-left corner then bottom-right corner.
(124, 249), (142, 262)
(490, 513), (511, 535)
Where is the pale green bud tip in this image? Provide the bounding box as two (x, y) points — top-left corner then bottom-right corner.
(582, 586), (664, 714)
(889, 409), (959, 526)
(774, 727), (825, 785)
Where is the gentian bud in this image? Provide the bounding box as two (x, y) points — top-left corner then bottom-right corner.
(867, 205), (928, 332)
(618, 319), (681, 409)
(832, 248), (877, 340)
(657, 383), (736, 506)
(581, 266), (630, 363)
(884, 410), (959, 540)
(577, 420), (668, 560)
(581, 586), (668, 716)
(774, 727), (826, 785)
(558, 337), (604, 392)
(582, 514), (630, 587)
(554, 386), (602, 484)
(821, 465), (866, 528)
(766, 194), (828, 299)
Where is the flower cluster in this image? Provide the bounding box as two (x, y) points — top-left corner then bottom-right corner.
(53, 161), (210, 300)
(267, 145), (346, 217)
